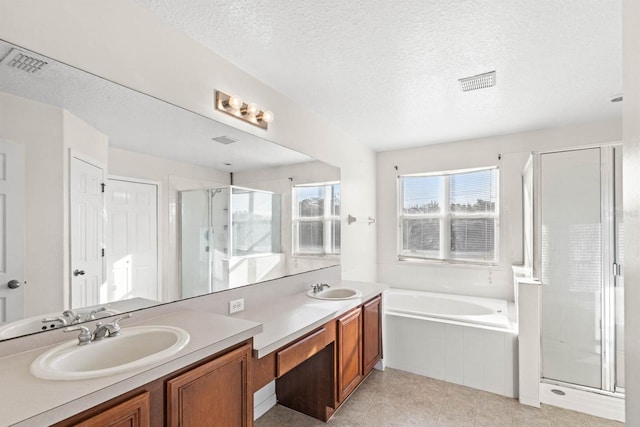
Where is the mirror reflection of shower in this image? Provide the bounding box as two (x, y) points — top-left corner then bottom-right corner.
(180, 186), (282, 298)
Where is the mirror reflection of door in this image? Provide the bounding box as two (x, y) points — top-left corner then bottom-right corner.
(70, 154), (105, 309)
(0, 139), (25, 322)
(106, 178), (159, 303)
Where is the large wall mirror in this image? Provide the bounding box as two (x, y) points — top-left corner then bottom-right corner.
(0, 39), (340, 341)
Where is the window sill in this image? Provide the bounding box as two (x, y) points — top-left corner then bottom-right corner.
(396, 256), (502, 270)
(293, 254), (341, 261)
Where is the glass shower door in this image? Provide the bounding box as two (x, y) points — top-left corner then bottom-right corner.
(614, 146), (624, 390)
(540, 148), (603, 389)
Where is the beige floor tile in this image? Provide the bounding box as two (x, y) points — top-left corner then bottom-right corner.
(256, 369), (625, 427)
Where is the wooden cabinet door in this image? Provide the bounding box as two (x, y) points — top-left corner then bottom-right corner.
(337, 307), (362, 403)
(167, 343), (252, 427)
(362, 295), (382, 376)
(72, 391), (150, 427)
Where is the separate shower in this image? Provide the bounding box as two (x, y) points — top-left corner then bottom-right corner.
(528, 144), (624, 415)
(179, 186), (282, 298)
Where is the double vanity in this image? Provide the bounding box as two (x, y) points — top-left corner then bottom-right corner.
(0, 280), (385, 426)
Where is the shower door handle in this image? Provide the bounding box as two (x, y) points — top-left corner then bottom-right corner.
(613, 263), (622, 277)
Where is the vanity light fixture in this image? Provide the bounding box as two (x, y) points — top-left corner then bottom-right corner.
(215, 90), (275, 130)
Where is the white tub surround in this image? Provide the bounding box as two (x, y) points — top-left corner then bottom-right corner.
(385, 289), (517, 398)
(0, 310), (262, 427)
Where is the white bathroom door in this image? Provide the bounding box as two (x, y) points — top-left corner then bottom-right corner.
(0, 139), (25, 323)
(106, 178), (159, 302)
(70, 155), (105, 308)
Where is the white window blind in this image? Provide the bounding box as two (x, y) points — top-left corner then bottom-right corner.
(293, 183), (341, 255)
(399, 167), (498, 263)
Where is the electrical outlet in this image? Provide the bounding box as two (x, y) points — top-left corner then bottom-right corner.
(229, 298), (245, 314)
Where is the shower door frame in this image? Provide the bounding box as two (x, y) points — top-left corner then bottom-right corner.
(533, 142), (623, 396)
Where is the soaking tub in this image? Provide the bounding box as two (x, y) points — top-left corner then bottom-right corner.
(385, 289), (512, 330)
(384, 289), (518, 397)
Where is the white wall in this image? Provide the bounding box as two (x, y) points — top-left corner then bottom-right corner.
(0, 92), (64, 316)
(0, 0), (377, 283)
(623, 0), (640, 423)
(0, 93), (110, 316)
(377, 120), (621, 300)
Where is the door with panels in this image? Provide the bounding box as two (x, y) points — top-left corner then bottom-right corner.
(0, 139), (24, 322)
(70, 155), (104, 308)
(106, 178), (159, 303)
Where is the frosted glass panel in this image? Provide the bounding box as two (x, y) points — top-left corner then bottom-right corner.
(541, 148), (602, 389)
(614, 146), (624, 389)
(180, 189), (212, 298)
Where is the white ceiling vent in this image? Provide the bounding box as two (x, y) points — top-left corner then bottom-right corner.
(0, 48), (48, 73)
(212, 136), (238, 145)
(458, 71), (496, 92)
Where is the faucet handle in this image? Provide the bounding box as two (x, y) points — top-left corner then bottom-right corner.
(86, 306), (108, 320)
(109, 313), (132, 336)
(64, 325), (92, 346)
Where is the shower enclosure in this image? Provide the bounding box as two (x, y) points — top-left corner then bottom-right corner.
(180, 186), (282, 298)
(534, 145), (624, 396)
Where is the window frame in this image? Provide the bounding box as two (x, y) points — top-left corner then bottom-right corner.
(292, 181), (341, 256)
(397, 166), (499, 265)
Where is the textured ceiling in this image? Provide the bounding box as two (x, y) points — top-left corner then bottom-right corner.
(0, 41), (312, 172)
(134, 0), (623, 151)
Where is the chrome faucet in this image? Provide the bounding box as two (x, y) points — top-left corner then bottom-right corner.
(64, 313), (132, 345)
(311, 283), (331, 294)
(62, 309), (82, 324)
(93, 313), (132, 340)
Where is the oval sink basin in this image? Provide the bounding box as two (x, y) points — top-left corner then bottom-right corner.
(307, 288), (362, 300)
(30, 325), (190, 380)
(0, 308), (121, 339)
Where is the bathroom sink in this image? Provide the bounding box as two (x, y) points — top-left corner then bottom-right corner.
(30, 325), (190, 380)
(0, 308), (120, 339)
(307, 288), (362, 300)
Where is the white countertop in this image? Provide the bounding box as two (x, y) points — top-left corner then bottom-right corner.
(0, 280), (388, 426)
(1, 310), (262, 427)
(235, 280), (388, 358)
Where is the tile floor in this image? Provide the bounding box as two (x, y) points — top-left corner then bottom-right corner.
(255, 368), (624, 426)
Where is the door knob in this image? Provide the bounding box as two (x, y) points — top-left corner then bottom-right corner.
(7, 280), (21, 289)
(73, 269), (86, 277)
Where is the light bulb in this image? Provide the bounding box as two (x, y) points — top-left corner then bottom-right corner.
(227, 95), (243, 110)
(242, 103), (259, 117)
(259, 110), (275, 123)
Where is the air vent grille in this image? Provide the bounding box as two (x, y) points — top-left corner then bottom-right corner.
(1, 48), (48, 73)
(212, 136), (238, 145)
(458, 71), (496, 92)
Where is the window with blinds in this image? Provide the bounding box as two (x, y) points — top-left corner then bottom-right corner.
(399, 167), (498, 263)
(293, 182), (341, 255)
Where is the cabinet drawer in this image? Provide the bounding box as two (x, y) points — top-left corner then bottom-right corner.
(277, 328), (327, 376)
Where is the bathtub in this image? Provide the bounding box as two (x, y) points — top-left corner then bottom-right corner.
(384, 289), (518, 397)
(385, 289), (512, 330)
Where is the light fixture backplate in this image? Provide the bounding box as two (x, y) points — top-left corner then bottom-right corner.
(215, 90), (270, 130)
